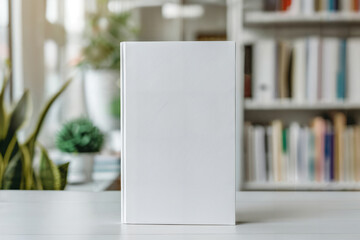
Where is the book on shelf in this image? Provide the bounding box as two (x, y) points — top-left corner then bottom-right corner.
(244, 45), (252, 98)
(244, 112), (360, 184)
(306, 37), (320, 102)
(347, 38), (360, 102)
(246, 37), (360, 103)
(252, 40), (276, 101)
(292, 38), (306, 102)
(262, 0), (360, 13)
(321, 37), (339, 102)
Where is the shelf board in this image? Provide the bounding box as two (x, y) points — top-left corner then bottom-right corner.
(244, 182), (360, 191)
(244, 100), (360, 111)
(244, 12), (360, 26)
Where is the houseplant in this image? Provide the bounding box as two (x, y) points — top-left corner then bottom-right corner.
(0, 70), (72, 190)
(56, 118), (104, 183)
(79, 2), (137, 132)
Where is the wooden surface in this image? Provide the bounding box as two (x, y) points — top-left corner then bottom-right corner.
(1, 191), (360, 239)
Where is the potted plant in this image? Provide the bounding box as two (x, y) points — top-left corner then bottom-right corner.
(78, 2), (137, 132)
(0, 68), (72, 190)
(56, 118), (104, 184)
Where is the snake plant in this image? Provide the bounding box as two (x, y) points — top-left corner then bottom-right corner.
(0, 72), (71, 190)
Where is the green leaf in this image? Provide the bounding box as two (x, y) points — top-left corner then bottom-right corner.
(0, 92), (30, 161)
(3, 136), (18, 167)
(2, 152), (22, 189)
(8, 90), (30, 134)
(39, 145), (61, 190)
(24, 79), (72, 158)
(0, 73), (10, 140)
(19, 145), (33, 190)
(58, 162), (69, 190)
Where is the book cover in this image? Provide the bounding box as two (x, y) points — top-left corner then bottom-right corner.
(277, 41), (291, 99)
(298, 127), (309, 182)
(308, 129), (316, 181)
(121, 42), (236, 225)
(244, 122), (254, 182)
(289, 122), (300, 182)
(244, 45), (252, 98)
(303, 0), (315, 14)
(340, 0), (352, 11)
(288, 0), (301, 13)
(321, 38), (339, 102)
(292, 38), (306, 103)
(352, 0), (359, 10)
(266, 126), (274, 182)
(347, 38), (360, 102)
(337, 39), (347, 100)
(272, 120), (283, 182)
(354, 126), (360, 181)
(253, 40), (276, 102)
(263, 0), (278, 11)
(282, 128), (289, 182)
(306, 37), (320, 102)
(254, 126), (267, 182)
(324, 122), (333, 182)
(334, 112), (346, 181)
(344, 128), (351, 182)
(312, 117), (326, 182)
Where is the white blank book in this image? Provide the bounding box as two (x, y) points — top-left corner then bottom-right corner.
(121, 42), (236, 225)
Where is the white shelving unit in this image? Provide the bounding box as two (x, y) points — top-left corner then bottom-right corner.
(244, 182), (360, 191)
(244, 12), (360, 26)
(245, 100), (360, 111)
(227, 0), (360, 191)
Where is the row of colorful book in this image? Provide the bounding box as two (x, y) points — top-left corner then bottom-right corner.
(263, 0), (360, 13)
(244, 112), (360, 183)
(244, 37), (360, 103)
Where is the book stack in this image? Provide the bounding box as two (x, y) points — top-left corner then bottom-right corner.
(93, 154), (120, 179)
(263, 0), (360, 13)
(246, 37), (360, 103)
(244, 112), (360, 183)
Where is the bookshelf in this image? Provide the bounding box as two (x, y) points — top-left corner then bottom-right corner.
(244, 182), (360, 191)
(227, 0), (360, 191)
(245, 100), (360, 110)
(245, 12), (360, 26)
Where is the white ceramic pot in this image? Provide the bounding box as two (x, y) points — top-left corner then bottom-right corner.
(108, 130), (121, 153)
(62, 153), (95, 184)
(84, 69), (120, 132)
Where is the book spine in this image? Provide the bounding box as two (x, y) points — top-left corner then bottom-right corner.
(253, 40), (276, 102)
(337, 39), (347, 100)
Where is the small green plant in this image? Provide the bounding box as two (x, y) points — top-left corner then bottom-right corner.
(56, 118), (104, 153)
(0, 69), (71, 190)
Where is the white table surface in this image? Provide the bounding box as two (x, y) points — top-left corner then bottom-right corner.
(1, 191), (360, 239)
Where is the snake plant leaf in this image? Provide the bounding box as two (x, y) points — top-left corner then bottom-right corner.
(3, 135), (18, 168)
(2, 152), (22, 189)
(58, 162), (69, 190)
(0, 73), (9, 140)
(31, 171), (43, 190)
(0, 91), (29, 159)
(24, 79), (72, 158)
(19, 144), (33, 190)
(39, 145), (61, 190)
(9, 90), (30, 134)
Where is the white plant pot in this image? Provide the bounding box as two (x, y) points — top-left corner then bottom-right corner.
(109, 130), (121, 153)
(62, 153), (95, 184)
(84, 69), (120, 132)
